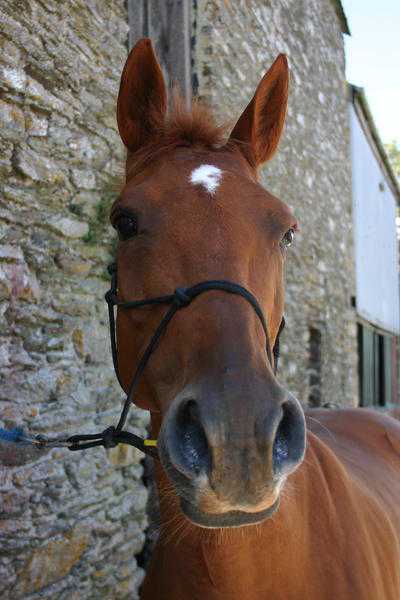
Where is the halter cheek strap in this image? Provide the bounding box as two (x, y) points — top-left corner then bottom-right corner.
(14, 264), (285, 459)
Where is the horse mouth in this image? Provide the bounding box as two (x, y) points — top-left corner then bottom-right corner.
(180, 496), (281, 528)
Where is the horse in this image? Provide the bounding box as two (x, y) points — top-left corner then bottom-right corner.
(112, 38), (400, 599)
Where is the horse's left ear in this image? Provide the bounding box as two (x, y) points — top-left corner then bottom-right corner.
(228, 54), (289, 168)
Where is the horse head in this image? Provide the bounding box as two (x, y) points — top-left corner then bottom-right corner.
(112, 38), (305, 528)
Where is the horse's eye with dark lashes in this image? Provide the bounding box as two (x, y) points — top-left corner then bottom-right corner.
(113, 214), (138, 241)
(280, 228), (295, 248)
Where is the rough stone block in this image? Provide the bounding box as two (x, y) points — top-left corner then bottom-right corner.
(47, 215), (89, 238)
(54, 252), (92, 275)
(0, 244), (24, 262)
(71, 167), (96, 189)
(0, 139), (13, 176)
(0, 65), (26, 92)
(13, 145), (61, 183)
(25, 76), (66, 114)
(26, 111), (49, 137)
(0, 260), (41, 303)
(0, 99), (25, 140)
(17, 529), (89, 595)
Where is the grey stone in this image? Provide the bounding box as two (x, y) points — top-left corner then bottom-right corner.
(26, 111), (49, 137)
(0, 65), (26, 92)
(0, 140), (13, 176)
(0, 100), (25, 140)
(0, 245), (24, 262)
(47, 216), (89, 239)
(13, 145), (61, 183)
(71, 168), (96, 190)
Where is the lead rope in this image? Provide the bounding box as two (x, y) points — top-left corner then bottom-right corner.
(1, 265), (285, 460)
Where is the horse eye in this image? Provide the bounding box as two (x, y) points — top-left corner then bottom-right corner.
(280, 228), (295, 248)
(114, 215), (138, 241)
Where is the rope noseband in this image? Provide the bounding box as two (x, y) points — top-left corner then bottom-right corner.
(2, 265), (285, 460)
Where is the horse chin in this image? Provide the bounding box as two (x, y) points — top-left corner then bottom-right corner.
(180, 496), (281, 529)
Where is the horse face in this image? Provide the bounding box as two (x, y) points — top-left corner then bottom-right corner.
(112, 39), (305, 528)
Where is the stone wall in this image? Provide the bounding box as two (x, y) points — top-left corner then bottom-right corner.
(192, 0), (358, 407)
(0, 2), (148, 598)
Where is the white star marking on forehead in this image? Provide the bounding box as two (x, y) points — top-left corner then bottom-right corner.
(190, 164), (222, 195)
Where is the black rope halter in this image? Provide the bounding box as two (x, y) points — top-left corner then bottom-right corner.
(3, 264), (285, 460)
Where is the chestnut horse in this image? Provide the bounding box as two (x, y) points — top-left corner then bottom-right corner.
(112, 39), (400, 599)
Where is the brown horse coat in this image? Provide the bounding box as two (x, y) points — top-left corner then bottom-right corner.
(142, 409), (400, 599)
(113, 39), (400, 599)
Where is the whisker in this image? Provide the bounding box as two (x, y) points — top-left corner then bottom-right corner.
(306, 415), (337, 443)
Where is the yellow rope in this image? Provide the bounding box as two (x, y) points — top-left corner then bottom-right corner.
(143, 439), (157, 447)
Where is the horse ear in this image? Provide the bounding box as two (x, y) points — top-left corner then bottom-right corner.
(117, 38), (167, 152)
(228, 54), (289, 168)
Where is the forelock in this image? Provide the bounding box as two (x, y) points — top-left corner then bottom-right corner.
(126, 93), (232, 180)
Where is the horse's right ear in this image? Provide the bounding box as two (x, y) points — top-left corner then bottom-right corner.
(117, 38), (167, 153)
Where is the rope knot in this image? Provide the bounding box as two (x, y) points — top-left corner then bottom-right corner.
(173, 287), (191, 308)
(107, 263), (117, 275)
(104, 290), (116, 305)
(101, 426), (118, 449)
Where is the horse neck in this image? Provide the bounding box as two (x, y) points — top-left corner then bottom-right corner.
(143, 413), (316, 600)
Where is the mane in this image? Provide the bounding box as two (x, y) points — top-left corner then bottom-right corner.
(126, 93), (232, 180)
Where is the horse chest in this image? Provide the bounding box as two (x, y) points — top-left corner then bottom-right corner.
(141, 532), (396, 600)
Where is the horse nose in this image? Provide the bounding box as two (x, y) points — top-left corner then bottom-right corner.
(271, 396), (306, 475)
(162, 399), (212, 480)
(161, 393), (305, 482)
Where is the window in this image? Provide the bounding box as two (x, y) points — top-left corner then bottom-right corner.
(308, 327), (322, 407)
(357, 323), (393, 407)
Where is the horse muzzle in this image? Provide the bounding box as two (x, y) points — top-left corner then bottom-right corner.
(158, 382), (306, 528)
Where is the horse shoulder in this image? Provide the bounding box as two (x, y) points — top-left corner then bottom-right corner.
(303, 409), (400, 598)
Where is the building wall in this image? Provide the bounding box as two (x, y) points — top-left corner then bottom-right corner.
(350, 103), (400, 335)
(193, 0), (358, 407)
(0, 2), (147, 598)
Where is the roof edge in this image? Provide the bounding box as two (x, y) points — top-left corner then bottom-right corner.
(350, 84), (400, 203)
(331, 0), (351, 35)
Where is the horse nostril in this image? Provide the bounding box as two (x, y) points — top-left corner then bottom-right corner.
(176, 400), (211, 477)
(273, 399), (305, 475)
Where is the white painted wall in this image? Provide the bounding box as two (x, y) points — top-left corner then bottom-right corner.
(350, 104), (400, 334)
